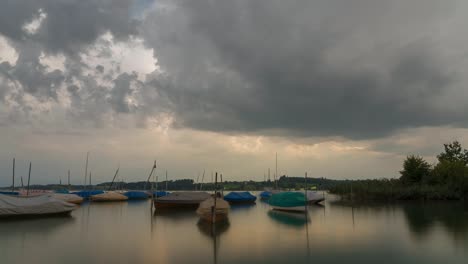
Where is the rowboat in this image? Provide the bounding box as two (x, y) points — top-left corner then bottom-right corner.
(197, 197), (230, 223)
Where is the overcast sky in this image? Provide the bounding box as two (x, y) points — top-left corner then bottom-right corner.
(1, 0), (468, 186)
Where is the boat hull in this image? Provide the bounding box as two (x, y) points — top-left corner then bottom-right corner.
(0, 194), (77, 218)
(271, 205), (307, 212)
(154, 200), (203, 209)
(307, 198), (325, 204)
(225, 199), (256, 204)
(90, 192), (128, 202)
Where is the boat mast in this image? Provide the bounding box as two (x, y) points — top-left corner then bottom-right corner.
(11, 158), (15, 192)
(212, 172), (218, 224)
(200, 169), (205, 191)
(165, 170), (168, 191)
(108, 167), (120, 191)
(84, 152), (89, 190)
(68, 170), (71, 189)
(144, 160), (157, 190)
(26, 162), (31, 196)
(305, 172), (308, 213)
(275, 152), (278, 190)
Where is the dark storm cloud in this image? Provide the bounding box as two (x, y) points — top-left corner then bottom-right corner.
(0, 0), (138, 55)
(1, 0), (467, 140)
(143, 0), (465, 139)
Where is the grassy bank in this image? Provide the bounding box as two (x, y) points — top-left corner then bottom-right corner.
(329, 179), (465, 201)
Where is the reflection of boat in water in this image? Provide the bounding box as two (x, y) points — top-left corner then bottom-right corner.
(268, 210), (310, 227)
(154, 208), (197, 222)
(229, 202), (256, 211)
(0, 194), (77, 218)
(269, 192), (307, 212)
(197, 220), (230, 264)
(197, 197), (230, 223)
(154, 192), (211, 209)
(197, 219), (230, 237)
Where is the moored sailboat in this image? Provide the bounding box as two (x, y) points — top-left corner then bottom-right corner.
(154, 191), (211, 209)
(224, 191), (256, 204)
(268, 192), (307, 212)
(90, 191), (128, 202)
(0, 193), (77, 218)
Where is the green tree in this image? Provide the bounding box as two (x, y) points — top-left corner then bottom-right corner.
(437, 141), (468, 165)
(400, 155), (431, 184)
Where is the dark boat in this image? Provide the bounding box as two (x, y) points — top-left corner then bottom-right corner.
(154, 192), (211, 209)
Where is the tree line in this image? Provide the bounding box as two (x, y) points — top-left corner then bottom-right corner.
(329, 141), (468, 200)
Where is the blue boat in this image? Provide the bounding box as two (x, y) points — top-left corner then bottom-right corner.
(123, 191), (149, 200)
(153, 191), (170, 198)
(71, 190), (104, 198)
(0, 191), (19, 196)
(259, 191), (272, 199)
(224, 192), (257, 204)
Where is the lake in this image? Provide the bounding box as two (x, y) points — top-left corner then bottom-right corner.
(1, 193), (467, 264)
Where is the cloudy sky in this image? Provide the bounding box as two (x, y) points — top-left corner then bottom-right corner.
(1, 0), (468, 186)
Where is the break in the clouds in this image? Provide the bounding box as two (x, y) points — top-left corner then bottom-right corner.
(1, 0), (468, 184)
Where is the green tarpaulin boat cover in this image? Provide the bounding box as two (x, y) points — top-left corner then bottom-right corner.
(268, 192), (306, 207)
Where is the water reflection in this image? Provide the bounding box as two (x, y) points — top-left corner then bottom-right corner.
(1, 199), (468, 264)
(197, 220), (230, 264)
(267, 210), (310, 228)
(229, 203), (256, 212)
(402, 202), (468, 243)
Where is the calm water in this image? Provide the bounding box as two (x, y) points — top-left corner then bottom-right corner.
(1, 193), (468, 264)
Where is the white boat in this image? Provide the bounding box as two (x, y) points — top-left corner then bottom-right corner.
(90, 191), (128, 202)
(305, 190), (325, 204)
(48, 193), (84, 204)
(0, 194), (77, 218)
(196, 197), (230, 223)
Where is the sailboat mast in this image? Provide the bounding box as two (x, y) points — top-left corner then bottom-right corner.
(165, 170), (168, 191)
(212, 172), (218, 224)
(275, 152), (278, 189)
(12, 158), (15, 192)
(305, 172), (308, 213)
(26, 162), (32, 196)
(84, 152), (89, 190)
